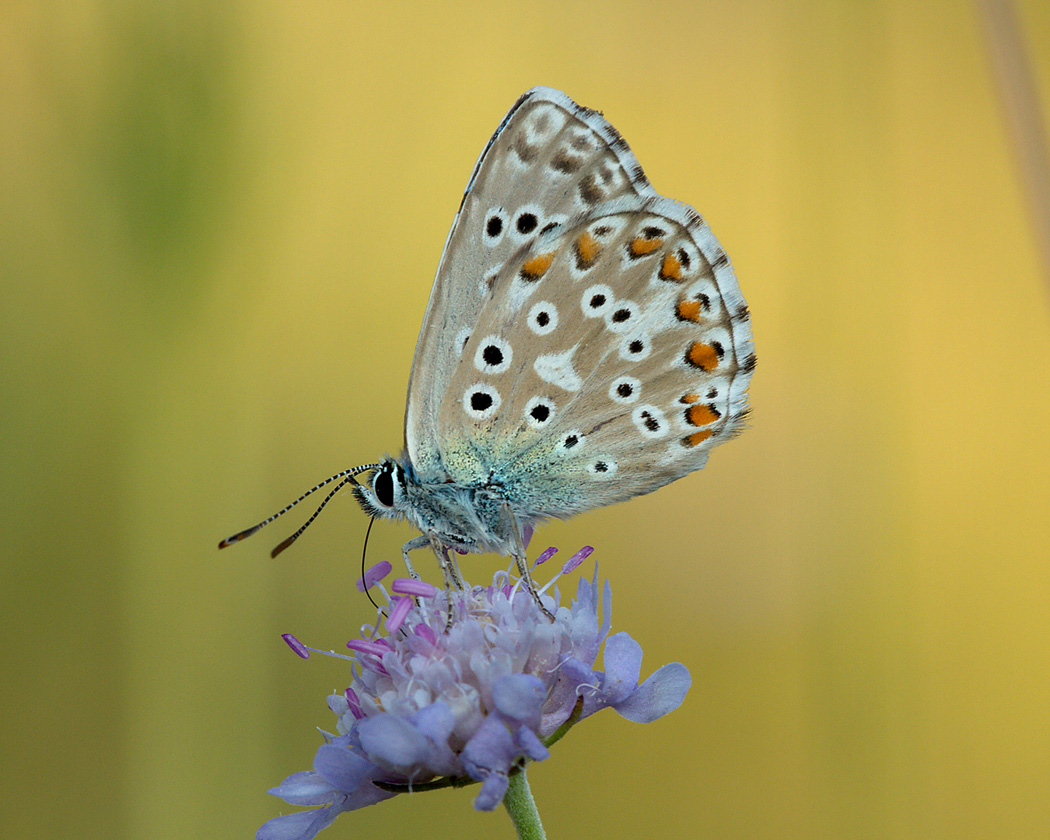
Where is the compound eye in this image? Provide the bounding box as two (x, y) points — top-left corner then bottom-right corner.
(373, 467), (394, 508)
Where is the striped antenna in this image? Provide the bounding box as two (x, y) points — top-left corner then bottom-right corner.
(218, 464), (380, 553)
(267, 474), (358, 558)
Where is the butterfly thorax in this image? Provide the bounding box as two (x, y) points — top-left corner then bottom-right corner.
(353, 454), (528, 556)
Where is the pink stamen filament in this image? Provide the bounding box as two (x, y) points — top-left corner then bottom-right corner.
(356, 560), (393, 591)
(392, 578), (439, 598)
(385, 596), (413, 633)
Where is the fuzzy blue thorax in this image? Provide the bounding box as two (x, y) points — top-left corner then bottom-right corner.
(351, 454), (541, 557)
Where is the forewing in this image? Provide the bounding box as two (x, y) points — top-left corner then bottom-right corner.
(404, 87), (653, 480)
(437, 195), (755, 518)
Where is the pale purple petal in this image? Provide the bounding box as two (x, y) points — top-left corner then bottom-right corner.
(513, 725), (549, 762)
(266, 771), (335, 807)
(462, 716), (519, 811)
(473, 772), (510, 811)
(541, 657), (596, 732)
(411, 701), (455, 742)
(357, 714), (433, 768)
(342, 781), (397, 811)
(600, 632), (643, 705)
(462, 716), (516, 779)
(313, 742), (376, 793)
(612, 662), (692, 723)
(327, 694), (349, 717)
(492, 674), (545, 725)
(256, 804), (343, 840)
(573, 571), (598, 616)
(408, 702), (461, 775)
(598, 579), (612, 642)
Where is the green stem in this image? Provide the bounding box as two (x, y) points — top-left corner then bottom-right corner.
(502, 768), (547, 840)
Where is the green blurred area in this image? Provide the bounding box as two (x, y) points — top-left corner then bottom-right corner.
(2, 1), (1049, 838)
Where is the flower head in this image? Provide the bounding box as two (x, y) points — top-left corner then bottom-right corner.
(258, 548), (691, 840)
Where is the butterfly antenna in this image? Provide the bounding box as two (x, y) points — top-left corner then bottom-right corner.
(361, 516), (381, 611)
(218, 464), (380, 551)
(267, 474), (361, 558)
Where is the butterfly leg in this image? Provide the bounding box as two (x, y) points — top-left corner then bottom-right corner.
(498, 502), (554, 622)
(432, 546), (466, 632)
(514, 553), (555, 622)
(400, 535), (430, 580)
(399, 536), (459, 631)
(434, 544), (465, 591)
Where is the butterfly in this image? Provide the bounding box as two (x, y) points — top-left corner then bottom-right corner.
(220, 87), (755, 614)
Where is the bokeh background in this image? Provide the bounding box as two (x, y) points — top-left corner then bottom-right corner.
(3, 1), (1048, 838)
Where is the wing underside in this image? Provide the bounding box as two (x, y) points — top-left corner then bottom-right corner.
(404, 87), (654, 481)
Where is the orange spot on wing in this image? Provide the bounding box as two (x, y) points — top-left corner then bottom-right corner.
(629, 236), (662, 256)
(686, 404), (719, 426)
(575, 232), (600, 266)
(659, 252), (683, 281)
(676, 299), (702, 323)
(520, 251), (555, 280)
(680, 393), (700, 404)
(683, 429), (714, 447)
(686, 341), (719, 371)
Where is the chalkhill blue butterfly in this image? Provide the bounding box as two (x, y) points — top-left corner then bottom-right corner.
(220, 87), (755, 614)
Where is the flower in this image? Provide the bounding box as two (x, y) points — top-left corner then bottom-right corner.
(257, 547), (691, 840)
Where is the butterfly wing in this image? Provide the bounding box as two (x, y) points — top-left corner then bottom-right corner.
(437, 194), (755, 519)
(404, 87), (654, 481)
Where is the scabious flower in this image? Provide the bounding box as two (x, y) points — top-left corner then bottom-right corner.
(258, 547), (691, 840)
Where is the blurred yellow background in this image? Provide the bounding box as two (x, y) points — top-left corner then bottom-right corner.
(3, 1), (1048, 838)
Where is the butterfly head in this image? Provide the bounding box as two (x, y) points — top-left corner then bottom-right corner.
(351, 457), (411, 521)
